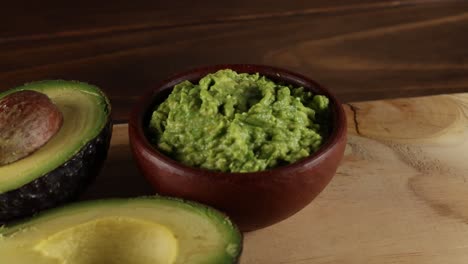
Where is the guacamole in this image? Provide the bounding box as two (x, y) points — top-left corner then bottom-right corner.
(148, 69), (330, 173)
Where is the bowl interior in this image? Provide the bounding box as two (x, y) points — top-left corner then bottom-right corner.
(135, 64), (345, 176)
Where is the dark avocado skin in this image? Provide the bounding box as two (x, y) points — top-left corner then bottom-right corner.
(0, 120), (112, 223)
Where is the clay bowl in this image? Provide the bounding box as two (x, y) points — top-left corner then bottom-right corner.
(129, 64), (347, 231)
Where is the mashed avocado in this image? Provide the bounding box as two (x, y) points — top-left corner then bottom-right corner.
(148, 69), (330, 173)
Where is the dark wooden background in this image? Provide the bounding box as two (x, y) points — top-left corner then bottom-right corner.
(1, 0), (468, 122)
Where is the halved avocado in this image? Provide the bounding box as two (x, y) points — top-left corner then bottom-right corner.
(0, 196), (242, 264)
(0, 80), (112, 223)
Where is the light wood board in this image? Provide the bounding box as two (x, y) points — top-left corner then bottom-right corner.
(83, 93), (468, 264)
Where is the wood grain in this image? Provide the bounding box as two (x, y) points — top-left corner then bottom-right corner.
(83, 92), (468, 263)
(1, 1), (468, 121)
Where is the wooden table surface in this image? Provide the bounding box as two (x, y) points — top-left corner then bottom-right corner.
(83, 93), (468, 263)
(2, 0), (468, 121)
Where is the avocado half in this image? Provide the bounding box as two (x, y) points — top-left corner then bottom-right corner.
(0, 80), (112, 223)
(0, 196), (243, 264)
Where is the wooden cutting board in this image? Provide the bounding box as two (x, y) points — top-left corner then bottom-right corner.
(82, 93), (468, 264)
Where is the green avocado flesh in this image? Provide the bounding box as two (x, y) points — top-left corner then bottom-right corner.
(0, 197), (242, 264)
(149, 69), (330, 173)
(0, 81), (110, 194)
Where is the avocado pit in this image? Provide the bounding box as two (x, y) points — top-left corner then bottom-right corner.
(0, 90), (63, 165)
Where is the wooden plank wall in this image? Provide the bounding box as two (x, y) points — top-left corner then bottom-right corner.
(1, 0), (467, 121)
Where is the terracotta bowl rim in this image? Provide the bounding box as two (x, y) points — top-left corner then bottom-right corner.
(129, 64), (347, 180)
